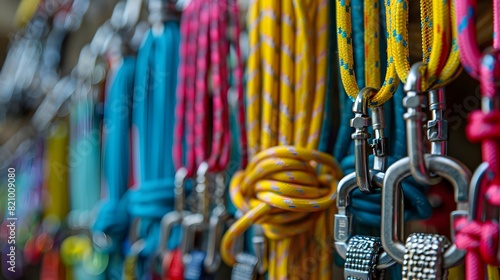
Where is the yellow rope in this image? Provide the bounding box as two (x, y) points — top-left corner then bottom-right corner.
(14, 0), (40, 27)
(336, 0), (399, 106)
(389, 0), (461, 90)
(222, 1), (341, 278)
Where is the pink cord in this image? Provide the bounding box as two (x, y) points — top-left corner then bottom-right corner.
(174, 0), (244, 175)
(455, 0), (500, 277)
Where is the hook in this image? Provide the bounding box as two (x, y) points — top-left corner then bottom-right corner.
(204, 174), (229, 273)
(381, 154), (470, 268)
(403, 62), (441, 185)
(351, 88), (374, 193)
(196, 162), (210, 219)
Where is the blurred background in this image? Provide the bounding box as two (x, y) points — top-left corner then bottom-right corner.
(0, 0), (492, 167)
(0, 0), (494, 278)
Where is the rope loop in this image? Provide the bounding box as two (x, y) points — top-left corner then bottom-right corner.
(221, 146), (342, 265)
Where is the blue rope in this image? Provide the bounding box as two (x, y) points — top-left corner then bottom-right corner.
(92, 56), (135, 279)
(129, 21), (184, 278)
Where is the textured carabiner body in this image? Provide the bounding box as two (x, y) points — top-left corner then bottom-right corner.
(403, 62), (441, 185)
(381, 154), (470, 268)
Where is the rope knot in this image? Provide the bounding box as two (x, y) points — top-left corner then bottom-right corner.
(221, 146), (342, 265)
(455, 217), (500, 265)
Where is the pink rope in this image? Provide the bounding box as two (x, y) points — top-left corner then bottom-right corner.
(174, 0), (244, 175)
(455, 0), (500, 278)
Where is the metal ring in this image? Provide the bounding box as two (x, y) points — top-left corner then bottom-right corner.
(335, 172), (396, 269)
(381, 154), (470, 268)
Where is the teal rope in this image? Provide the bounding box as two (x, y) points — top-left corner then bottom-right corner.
(93, 56), (135, 279)
(129, 21), (184, 278)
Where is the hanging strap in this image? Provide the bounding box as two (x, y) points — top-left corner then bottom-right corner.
(129, 20), (181, 278)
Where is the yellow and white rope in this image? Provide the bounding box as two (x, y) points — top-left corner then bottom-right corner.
(221, 1), (342, 279)
(389, 0), (461, 90)
(336, 0), (399, 106)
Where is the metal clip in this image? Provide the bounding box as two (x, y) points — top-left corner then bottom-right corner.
(251, 224), (267, 275)
(403, 62), (441, 185)
(196, 162), (210, 219)
(428, 89), (448, 155)
(334, 172), (396, 270)
(156, 168), (188, 268)
(181, 163), (210, 265)
(351, 88), (374, 193)
(204, 174), (230, 273)
(381, 154), (470, 268)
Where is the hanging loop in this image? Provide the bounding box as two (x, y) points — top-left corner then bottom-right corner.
(381, 155), (470, 268)
(403, 62), (441, 185)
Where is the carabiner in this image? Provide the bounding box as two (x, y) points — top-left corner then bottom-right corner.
(181, 163), (210, 265)
(404, 62), (441, 185)
(428, 88), (448, 155)
(351, 88), (374, 193)
(251, 224), (267, 275)
(195, 162), (210, 219)
(334, 172), (396, 270)
(204, 173), (230, 273)
(180, 213), (205, 265)
(156, 168), (189, 271)
(381, 154), (470, 268)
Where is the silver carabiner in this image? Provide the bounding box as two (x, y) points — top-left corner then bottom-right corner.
(381, 154), (470, 268)
(351, 88), (374, 193)
(156, 168), (189, 265)
(181, 163), (210, 265)
(404, 62), (441, 185)
(204, 174), (230, 273)
(334, 172), (397, 270)
(428, 88), (448, 155)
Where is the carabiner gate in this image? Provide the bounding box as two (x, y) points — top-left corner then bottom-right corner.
(404, 62), (442, 185)
(351, 88), (374, 193)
